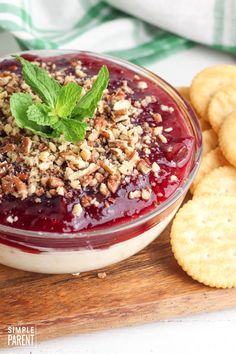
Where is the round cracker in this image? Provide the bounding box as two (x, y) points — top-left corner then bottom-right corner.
(171, 196), (236, 288)
(194, 166), (236, 198)
(202, 129), (218, 156)
(207, 84), (236, 133)
(219, 112), (236, 167)
(190, 65), (236, 119)
(177, 86), (190, 101)
(190, 147), (228, 193)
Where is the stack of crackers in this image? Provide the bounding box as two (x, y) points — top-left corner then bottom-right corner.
(171, 65), (236, 289)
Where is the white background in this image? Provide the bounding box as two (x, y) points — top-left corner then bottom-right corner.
(1, 32), (236, 354)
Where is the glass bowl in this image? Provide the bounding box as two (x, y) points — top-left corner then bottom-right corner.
(0, 50), (202, 274)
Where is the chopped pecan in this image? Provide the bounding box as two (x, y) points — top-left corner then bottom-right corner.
(41, 176), (49, 187)
(68, 163), (100, 181)
(38, 143), (48, 152)
(0, 76), (11, 86)
(137, 159), (151, 175)
(104, 200), (110, 208)
(39, 151), (50, 162)
(124, 147), (135, 158)
(108, 140), (128, 150)
(141, 95), (156, 108)
(35, 187), (45, 197)
(100, 129), (114, 140)
(81, 195), (93, 208)
(80, 149), (91, 162)
(60, 152), (79, 162)
(56, 186), (65, 196)
(70, 180), (81, 190)
(61, 152), (88, 170)
(119, 160), (134, 175)
(88, 129), (99, 142)
(17, 172), (29, 181)
(82, 165), (100, 178)
(153, 126), (163, 136)
(152, 112), (162, 123)
(94, 116), (108, 130)
(114, 88), (126, 100)
(107, 174), (120, 193)
(141, 188), (151, 201)
(128, 151), (140, 165)
(80, 175), (94, 188)
(22, 137), (32, 153)
(110, 148), (124, 159)
(99, 182), (109, 196)
(100, 160), (117, 175)
(113, 100), (130, 116)
(137, 81), (148, 89)
(72, 203), (83, 216)
(47, 177), (64, 188)
(3, 143), (15, 153)
(97, 272), (107, 279)
(129, 190), (141, 199)
(112, 114), (129, 123)
(152, 162), (160, 173)
(0, 161), (8, 178)
(2, 175), (27, 199)
(95, 172), (104, 183)
(158, 134), (168, 144)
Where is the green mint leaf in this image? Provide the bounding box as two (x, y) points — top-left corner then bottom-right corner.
(14, 55), (61, 107)
(55, 82), (82, 118)
(10, 92), (53, 137)
(10, 61), (110, 143)
(53, 118), (88, 143)
(10, 92), (32, 129)
(27, 103), (58, 126)
(72, 65), (109, 120)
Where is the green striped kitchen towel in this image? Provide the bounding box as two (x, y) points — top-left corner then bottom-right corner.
(0, 0), (235, 65)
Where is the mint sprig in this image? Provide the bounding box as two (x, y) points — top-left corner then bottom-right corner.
(10, 55), (109, 142)
(10, 93), (53, 137)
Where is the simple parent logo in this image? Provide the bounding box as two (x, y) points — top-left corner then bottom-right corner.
(4, 325), (36, 347)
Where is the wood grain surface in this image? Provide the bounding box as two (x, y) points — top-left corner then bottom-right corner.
(0, 218), (236, 347)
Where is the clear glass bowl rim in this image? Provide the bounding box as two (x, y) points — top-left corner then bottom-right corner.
(0, 49), (202, 239)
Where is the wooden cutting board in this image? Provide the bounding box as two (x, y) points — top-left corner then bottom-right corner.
(0, 210), (236, 347)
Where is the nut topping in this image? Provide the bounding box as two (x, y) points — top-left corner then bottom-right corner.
(0, 54), (178, 225)
(113, 100), (131, 115)
(137, 159), (151, 175)
(2, 175), (27, 200)
(0, 161), (8, 178)
(72, 203), (83, 216)
(107, 174), (120, 193)
(22, 137), (32, 153)
(47, 177), (64, 188)
(99, 182), (109, 196)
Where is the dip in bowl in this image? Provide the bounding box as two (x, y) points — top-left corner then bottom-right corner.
(0, 50), (202, 273)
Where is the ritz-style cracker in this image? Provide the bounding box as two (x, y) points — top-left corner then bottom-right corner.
(190, 65), (236, 119)
(207, 84), (236, 133)
(171, 196), (236, 288)
(194, 166), (236, 198)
